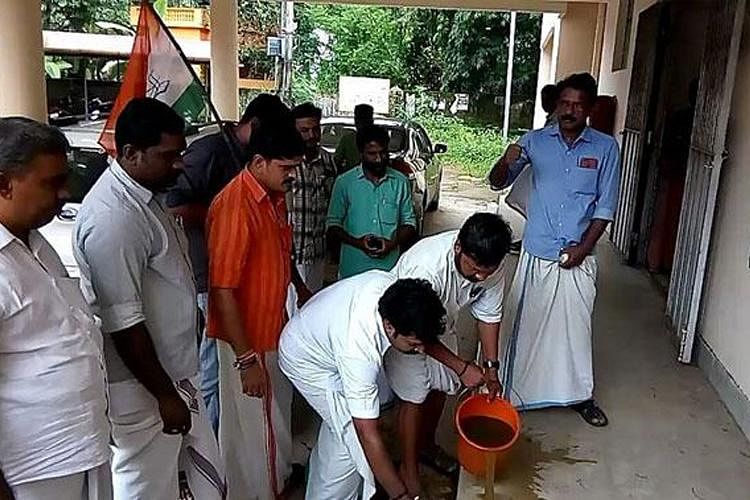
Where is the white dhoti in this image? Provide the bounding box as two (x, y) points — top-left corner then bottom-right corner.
(286, 259), (326, 317)
(108, 377), (225, 500)
(278, 331), (377, 500)
(218, 342), (293, 500)
(384, 332), (462, 404)
(12, 462), (112, 500)
(501, 249), (598, 409)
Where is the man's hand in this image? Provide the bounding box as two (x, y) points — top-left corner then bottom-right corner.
(370, 238), (397, 258)
(484, 370), (502, 400)
(296, 284), (314, 307)
(503, 143), (523, 164)
(158, 392), (192, 435)
(241, 364), (267, 398)
(560, 243), (590, 269)
(459, 362), (484, 388)
(354, 235), (375, 254)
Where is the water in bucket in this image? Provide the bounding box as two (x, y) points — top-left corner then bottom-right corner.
(460, 416), (516, 449)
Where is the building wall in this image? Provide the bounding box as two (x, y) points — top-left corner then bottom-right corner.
(533, 13), (561, 128)
(700, 15), (750, 404)
(556, 2), (601, 79)
(598, 0), (660, 141)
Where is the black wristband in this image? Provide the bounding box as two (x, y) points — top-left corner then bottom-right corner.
(457, 360), (470, 377)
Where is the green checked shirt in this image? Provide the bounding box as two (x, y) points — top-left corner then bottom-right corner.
(327, 166), (416, 279)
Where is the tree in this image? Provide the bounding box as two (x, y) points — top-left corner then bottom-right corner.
(295, 4), (410, 95)
(42, 0), (129, 32)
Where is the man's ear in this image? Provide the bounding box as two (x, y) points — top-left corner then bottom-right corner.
(0, 172), (14, 199)
(121, 144), (140, 165)
(248, 154), (267, 171)
(382, 318), (396, 338)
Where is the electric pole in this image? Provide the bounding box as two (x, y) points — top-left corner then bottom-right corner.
(279, 1), (295, 101)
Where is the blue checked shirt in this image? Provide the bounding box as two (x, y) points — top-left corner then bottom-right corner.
(504, 125), (621, 261)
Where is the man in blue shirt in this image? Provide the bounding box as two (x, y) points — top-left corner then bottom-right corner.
(489, 73), (620, 426)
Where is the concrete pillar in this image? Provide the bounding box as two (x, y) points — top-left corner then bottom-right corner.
(0, 0), (48, 121)
(556, 2), (600, 80)
(210, 0), (239, 120)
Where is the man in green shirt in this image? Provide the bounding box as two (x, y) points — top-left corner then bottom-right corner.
(327, 124), (417, 279)
(334, 103), (374, 173)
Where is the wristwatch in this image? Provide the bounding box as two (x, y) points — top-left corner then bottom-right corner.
(482, 359), (500, 370)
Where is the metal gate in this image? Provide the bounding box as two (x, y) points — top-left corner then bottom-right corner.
(611, 128), (642, 257)
(667, 0), (745, 363)
(610, 5), (663, 262)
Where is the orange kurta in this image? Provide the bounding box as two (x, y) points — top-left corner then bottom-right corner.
(206, 169), (292, 352)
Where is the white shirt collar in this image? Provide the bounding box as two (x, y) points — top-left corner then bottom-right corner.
(110, 160), (154, 205)
(0, 221), (45, 254)
(0, 222), (14, 251)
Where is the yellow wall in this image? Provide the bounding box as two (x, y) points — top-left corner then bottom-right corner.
(556, 2), (602, 80)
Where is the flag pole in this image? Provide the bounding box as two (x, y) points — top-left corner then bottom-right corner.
(144, 1), (224, 125)
(143, 1), (246, 169)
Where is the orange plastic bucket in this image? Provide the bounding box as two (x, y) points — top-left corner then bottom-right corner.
(455, 395), (521, 477)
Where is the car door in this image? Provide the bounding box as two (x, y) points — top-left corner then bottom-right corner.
(413, 126), (440, 202)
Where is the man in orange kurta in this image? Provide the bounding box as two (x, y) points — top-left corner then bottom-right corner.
(207, 122), (306, 499)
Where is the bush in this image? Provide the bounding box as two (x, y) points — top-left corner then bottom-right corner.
(417, 113), (515, 178)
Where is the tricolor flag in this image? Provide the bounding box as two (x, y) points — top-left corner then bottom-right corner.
(99, 1), (213, 155)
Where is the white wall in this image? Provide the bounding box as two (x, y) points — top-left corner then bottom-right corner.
(597, 0), (660, 142)
(533, 13), (561, 128)
(699, 18), (750, 399)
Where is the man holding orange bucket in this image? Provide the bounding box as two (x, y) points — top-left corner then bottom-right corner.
(385, 212), (513, 494)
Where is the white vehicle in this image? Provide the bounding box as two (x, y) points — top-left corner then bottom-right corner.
(39, 120), (219, 277)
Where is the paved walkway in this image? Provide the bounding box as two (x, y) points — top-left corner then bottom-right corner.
(456, 211), (750, 499)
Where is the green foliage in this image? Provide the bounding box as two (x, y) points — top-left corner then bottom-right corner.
(42, 0), (129, 32)
(418, 113), (514, 178)
(238, 0), (278, 77)
(295, 4), (410, 95)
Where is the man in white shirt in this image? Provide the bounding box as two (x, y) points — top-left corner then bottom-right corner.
(74, 99), (224, 500)
(279, 274), (470, 500)
(0, 117), (111, 500)
(386, 212), (512, 493)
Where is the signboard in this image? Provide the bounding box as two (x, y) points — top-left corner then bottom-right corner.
(455, 93), (469, 111)
(338, 76), (390, 114)
(266, 37), (282, 57)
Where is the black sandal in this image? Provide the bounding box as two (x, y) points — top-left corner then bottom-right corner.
(419, 446), (459, 477)
(572, 400), (609, 427)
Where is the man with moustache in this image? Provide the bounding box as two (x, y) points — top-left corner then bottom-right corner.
(74, 98), (224, 499)
(286, 102), (338, 313)
(167, 93), (291, 433)
(327, 124), (416, 279)
(385, 213), (513, 494)
(489, 73), (620, 427)
(206, 122), (305, 499)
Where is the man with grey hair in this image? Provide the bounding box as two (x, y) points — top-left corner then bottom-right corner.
(0, 117), (111, 499)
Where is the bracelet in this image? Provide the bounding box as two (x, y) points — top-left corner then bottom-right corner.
(233, 350), (258, 371)
(482, 359), (500, 370)
(457, 360), (470, 378)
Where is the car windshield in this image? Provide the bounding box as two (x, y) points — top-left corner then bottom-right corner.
(321, 123), (407, 153)
(66, 149), (110, 204)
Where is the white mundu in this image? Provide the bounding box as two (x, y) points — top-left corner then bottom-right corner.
(0, 223), (111, 499)
(279, 271), (398, 500)
(385, 230), (505, 403)
(74, 161), (224, 500)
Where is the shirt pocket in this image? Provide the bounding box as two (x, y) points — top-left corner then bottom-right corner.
(379, 200), (400, 236)
(570, 166), (599, 196)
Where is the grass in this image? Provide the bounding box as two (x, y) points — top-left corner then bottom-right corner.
(417, 114), (515, 178)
